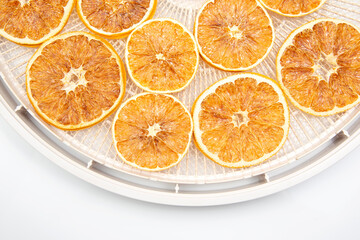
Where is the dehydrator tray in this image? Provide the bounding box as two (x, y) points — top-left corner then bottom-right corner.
(1, 0), (360, 206)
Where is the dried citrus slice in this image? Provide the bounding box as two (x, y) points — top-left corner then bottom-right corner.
(258, 0), (326, 17)
(77, 0), (157, 39)
(194, 0), (274, 71)
(193, 73), (290, 168)
(277, 19), (360, 116)
(125, 18), (199, 93)
(0, 0), (74, 46)
(26, 31), (126, 130)
(112, 93), (193, 171)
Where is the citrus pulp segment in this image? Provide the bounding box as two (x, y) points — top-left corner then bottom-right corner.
(26, 31), (126, 130)
(277, 19), (360, 116)
(0, 0), (75, 46)
(112, 93), (193, 171)
(192, 73), (290, 168)
(194, 0), (274, 71)
(125, 18), (199, 93)
(77, 0), (157, 39)
(258, 0), (327, 17)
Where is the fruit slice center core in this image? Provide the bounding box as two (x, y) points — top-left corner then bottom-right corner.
(61, 67), (88, 94)
(147, 123), (162, 137)
(313, 53), (338, 81)
(156, 53), (166, 61)
(18, 0), (30, 7)
(232, 111), (249, 127)
(229, 26), (243, 39)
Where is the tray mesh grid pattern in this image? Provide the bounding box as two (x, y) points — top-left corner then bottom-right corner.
(1, 0), (360, 183)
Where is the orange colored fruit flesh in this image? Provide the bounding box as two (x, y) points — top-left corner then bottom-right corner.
(196, 0), (273, 70)
(79, 0), (153, 35)
(261, 0), (323, 16)
(127, 19), (198, 92)
(0, 0), (72, 43)
(279, 20), (360, 114)
(27, 32), (124, 129)
(198, 77), (286, 163)
(113, 94), (192, 170)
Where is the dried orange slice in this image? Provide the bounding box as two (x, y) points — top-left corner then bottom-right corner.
(0, 0), (74, 46)
(193, 73), (290, 168)
(277, 19), (360, 116)
(112, 93), (193, 171)
(77, 0), (157, 39)
(26, 31), (126, 130)
(125, 18), (199, 93)
(258, 0), (327, 17)
(194, 0), (274, 71)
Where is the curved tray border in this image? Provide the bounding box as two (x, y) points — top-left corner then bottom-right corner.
(1, 80), (359, 206)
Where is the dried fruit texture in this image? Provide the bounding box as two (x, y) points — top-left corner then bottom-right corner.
(126, 18), (199, 93)
(77, 0), (157, 38)
(112, 93), (193, 171)
(192, 73), (290, 168)
(277, 19), (360, 116)
(194, 0), (274, 71)
(0, 0), (74, 46)
(26, 31), (126, 130)
(258, 0), (326, 17)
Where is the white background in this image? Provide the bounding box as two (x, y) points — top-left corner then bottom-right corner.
(0, 114), (360, 240)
